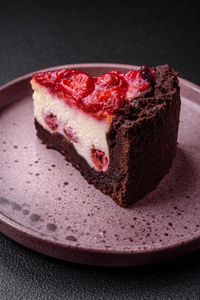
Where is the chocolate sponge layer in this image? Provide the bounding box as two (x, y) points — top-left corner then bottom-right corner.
(35, 64), (181, 207)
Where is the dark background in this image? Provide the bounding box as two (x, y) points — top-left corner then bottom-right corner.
(0, 1), (200, 299)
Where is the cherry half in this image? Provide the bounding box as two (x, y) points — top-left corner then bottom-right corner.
(91, 148), (108, 171)
(45, 114), (58, 130)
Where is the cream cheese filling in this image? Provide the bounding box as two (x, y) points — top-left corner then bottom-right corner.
(32, 81), (110, 171)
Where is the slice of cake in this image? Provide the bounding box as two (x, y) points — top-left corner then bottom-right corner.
(31, 64), (180, 207)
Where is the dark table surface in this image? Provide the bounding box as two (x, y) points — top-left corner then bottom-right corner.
(0, 1), (200, 299)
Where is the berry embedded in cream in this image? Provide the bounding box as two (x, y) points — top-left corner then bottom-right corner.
(31, 65), (180, 207)
(31, 66), (154, 172)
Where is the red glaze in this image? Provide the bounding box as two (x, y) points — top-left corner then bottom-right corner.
(33, 66), (154, 119)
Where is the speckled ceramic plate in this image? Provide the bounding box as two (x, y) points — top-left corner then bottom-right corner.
(0, 63), (200, 266)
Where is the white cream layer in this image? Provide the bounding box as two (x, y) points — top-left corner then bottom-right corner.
(32, 81), (110, 171)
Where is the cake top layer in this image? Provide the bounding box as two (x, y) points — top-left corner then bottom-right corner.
(32, 65), (154, 119)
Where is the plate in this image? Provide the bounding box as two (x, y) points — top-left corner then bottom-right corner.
(0, 63), (200, 266)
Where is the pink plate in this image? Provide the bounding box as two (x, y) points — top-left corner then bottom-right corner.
(0, 63), (200, 266)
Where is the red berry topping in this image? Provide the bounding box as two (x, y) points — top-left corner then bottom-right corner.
(45, 114), (58, 130)
(81, 86), (126, 117)
(80, 71), (127, 117)
(58, 70), (94, 102)
(34, 70), (94, 105)
(91, 148), (108, 171)
(33, 66), (154, 119)
(95, 72), (123, 88)
(123, 70), (151, 100)
(63, 126), (78, 143)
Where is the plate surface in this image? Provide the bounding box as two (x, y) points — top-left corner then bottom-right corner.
(0, 63), (200, 266)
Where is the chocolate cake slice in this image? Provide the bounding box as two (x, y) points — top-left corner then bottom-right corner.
(31, 64), (180, 207)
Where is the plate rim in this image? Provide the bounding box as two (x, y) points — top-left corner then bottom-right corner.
(0, 62), (200, 96)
